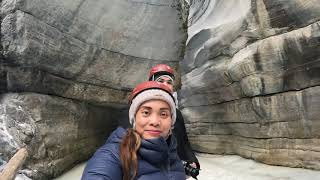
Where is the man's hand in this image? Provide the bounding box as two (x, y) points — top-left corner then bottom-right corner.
(183, 161), (200, 179)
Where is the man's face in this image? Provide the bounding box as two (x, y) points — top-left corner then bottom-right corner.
(156, 76), (174, 92)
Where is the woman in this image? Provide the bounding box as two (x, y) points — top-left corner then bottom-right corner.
(81, 81), (185, 180)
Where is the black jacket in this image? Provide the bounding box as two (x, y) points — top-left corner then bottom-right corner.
(174, 109), (199, 167)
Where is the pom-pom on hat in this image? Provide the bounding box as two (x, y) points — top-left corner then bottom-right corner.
(129, 81), (176, 128)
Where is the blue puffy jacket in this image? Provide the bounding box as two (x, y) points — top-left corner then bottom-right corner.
(81, 127), (185, 180)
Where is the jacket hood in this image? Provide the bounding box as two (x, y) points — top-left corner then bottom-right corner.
(106, 127), (127, 144)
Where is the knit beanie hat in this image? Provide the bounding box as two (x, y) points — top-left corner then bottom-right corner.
(129, 81), (176, 129)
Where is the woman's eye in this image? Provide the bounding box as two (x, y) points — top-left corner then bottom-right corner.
(160, 111), (169, 118)
(142, 110), (150, 116)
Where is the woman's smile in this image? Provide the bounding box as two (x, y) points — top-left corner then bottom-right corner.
(145, 130), (162, 136)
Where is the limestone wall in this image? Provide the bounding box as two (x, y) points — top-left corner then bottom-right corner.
(181, 0), (320, 170)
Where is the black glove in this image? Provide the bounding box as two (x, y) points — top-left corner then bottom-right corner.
(183, 161), (200, 179)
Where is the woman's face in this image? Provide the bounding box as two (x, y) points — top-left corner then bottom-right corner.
(135, 99), (172, 139)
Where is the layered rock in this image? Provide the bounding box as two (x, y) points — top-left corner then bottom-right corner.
(0, 93), (119, 179)
(181, 0), (320, 170)
(184, 86), (320, 169)
(0, 0), (188, 179)
(0, 65), (129, 106)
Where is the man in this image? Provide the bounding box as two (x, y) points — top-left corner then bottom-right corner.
(148, 64), (200, 173)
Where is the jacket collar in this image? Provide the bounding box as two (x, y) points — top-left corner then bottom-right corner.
(139, 133), (178, 165)
(109, 127), (178, 165)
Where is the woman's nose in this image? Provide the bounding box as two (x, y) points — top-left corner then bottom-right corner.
(149, 114), (160, 126)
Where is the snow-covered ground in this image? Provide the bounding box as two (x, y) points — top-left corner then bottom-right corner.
(54, 153), (320, 180)
(195, 154), (320, 180)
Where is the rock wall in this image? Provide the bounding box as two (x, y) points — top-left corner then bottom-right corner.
(181, 0), (320, 170)
(0, 0), (188, 179)
(0, 93), (119, 179)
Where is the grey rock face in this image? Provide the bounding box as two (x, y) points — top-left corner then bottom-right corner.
(0, 65), (129, 106)
(0, 93), (120, 179)
(1, 0), (186, 94)
(0, 0), (187, 179)
(181, 0), (320, 170)
(1, 10), (179, 91)
(180, 21), (320, 107)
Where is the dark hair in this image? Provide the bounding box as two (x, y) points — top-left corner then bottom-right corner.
(120, 128), (141, 180)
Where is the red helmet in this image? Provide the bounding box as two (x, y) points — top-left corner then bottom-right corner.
(129, 81), (173, 103)
(148, 64), (175, 80)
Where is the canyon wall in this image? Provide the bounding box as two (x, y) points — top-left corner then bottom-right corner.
(181, 0), (320, 170)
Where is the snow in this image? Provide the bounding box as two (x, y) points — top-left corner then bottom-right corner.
(195, 154), (320, 180)
(54, 153), (320, 180)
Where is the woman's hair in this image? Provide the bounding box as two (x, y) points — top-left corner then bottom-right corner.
(120, 128), (142, 180)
